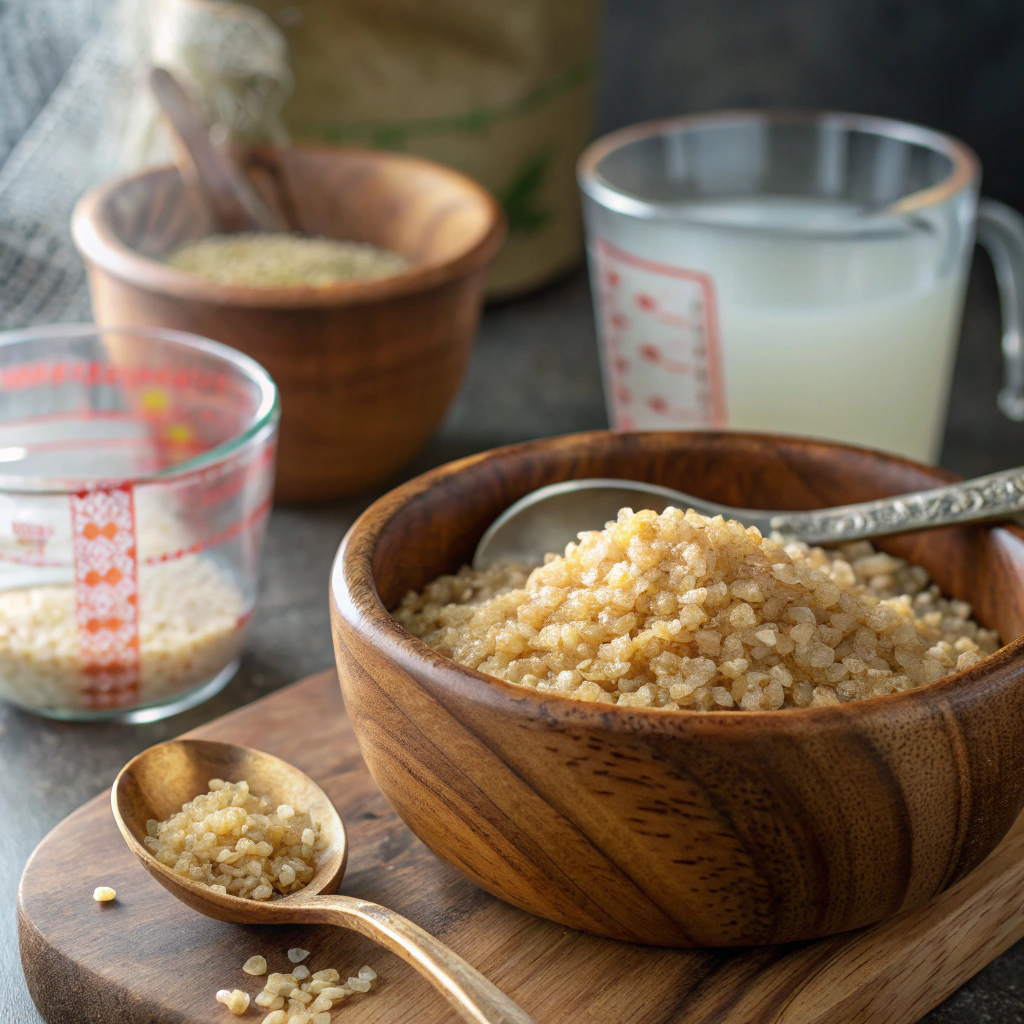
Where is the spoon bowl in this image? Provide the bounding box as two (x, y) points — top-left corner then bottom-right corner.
(112, 739), (347, 924)
(112, 739), (535, 1023)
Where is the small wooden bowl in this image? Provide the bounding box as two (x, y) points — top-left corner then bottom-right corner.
(330, 430), (1024, 947)
(72, 146), (506, 501)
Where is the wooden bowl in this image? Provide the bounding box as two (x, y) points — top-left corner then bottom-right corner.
(71, 146), (506, 501)
(330, 430), (1024, 947)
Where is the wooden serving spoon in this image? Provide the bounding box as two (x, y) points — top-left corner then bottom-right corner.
(149, 66), (287, 233)
(112, 739), (535, 1024)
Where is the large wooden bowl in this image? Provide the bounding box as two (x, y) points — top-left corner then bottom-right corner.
(72, 146), (505, 501)
(330, 430), (1024, 947)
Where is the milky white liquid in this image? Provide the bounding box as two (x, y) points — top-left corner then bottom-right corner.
(588, 197), (968, 463)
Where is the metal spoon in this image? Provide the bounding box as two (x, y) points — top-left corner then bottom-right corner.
(472, 469), (1024, 569)
(112, 738), (535, 1024)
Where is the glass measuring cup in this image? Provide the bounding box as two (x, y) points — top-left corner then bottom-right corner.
(0, 325), (278, 722)
(578, 110), (1024, 463)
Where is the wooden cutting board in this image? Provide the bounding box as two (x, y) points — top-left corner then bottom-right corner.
(18, 670), (1024, 1024)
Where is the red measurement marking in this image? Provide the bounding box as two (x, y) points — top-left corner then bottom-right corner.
(12, 521), (53, 556)
(143, 496), (271, 565)
(606, 271), (620, 288)
(640, 343), (693, 375)
(595, 238), (726, 429)
(69, 487), (140, 709)
(0, 360), (234, 394)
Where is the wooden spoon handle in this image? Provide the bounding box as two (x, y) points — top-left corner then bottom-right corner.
(148, 66), (285, 233)
(296, 894), (536, 1024)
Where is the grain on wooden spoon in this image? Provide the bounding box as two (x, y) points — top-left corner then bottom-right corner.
(112, 739), (535, 1024)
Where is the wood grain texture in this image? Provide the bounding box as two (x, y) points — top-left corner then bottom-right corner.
(329, 430), (1024, 947)
(18, 670), (1024, 1024)
(70, 146), (506, 501)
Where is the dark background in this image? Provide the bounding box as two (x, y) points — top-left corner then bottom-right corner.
(598, 0), (1024, 210)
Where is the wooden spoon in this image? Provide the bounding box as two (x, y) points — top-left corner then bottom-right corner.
(149, 66), (287, 233)
(112, 738), (535, 1024)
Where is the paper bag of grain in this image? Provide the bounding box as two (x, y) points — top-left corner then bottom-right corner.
(121, 0), (600, 297)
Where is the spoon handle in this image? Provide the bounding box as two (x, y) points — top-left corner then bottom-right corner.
(768, 467), (1024, 545)
(149, 67), (285, 233)
(298, 894), (536, 1024)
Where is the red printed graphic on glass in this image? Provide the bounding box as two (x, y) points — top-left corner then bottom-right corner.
(69, 487), (140, 709)
(594, 239), (726, 429)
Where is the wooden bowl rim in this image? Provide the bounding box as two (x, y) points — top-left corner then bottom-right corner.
(71, 144), (507, 309)
(331, 429), (1024, 733)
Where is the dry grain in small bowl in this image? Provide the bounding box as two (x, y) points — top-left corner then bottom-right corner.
(395, 507), (1000, 711)
(145, 779), (325, 899)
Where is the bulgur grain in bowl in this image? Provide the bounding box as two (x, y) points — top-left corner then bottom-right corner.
(332, 432), (1024, 947)
(396, 508), (999, 712)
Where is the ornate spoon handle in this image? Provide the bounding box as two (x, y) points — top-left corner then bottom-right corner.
(768, 467), (1024, 545)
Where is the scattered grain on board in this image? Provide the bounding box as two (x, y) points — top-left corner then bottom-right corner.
(395, 508), (1001, 711)
(216, 989), (251, 1015)
(236, 953), (378, 1024)
(92, 886), (116, 902)
(145, 780), (325, 898)
(288, 947), (310, 963)
(167, 233), (409, 288)
(244, 955), (268, 975)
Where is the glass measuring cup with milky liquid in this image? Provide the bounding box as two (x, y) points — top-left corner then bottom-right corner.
(578, 111), (1024, 463)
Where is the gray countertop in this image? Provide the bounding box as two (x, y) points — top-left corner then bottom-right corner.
(3, 257), (1024, 1022)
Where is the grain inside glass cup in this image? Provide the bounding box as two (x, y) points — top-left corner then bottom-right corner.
(395, 507), (1000, 711)
(145, 780), (325, 899)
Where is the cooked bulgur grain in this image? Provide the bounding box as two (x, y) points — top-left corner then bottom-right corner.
(145, 780), (325, 898)
(244, 955), (268, 975)
(395, 508), (1001, 710)
(92, 886), (116, 902)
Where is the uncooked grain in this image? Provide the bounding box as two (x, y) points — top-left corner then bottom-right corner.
(395, 507), (1001, 711)
(167, 233), (409, 288)
(145, 779), (325, 899)
(0, 554), (244, 712)
(244, 956), (377, 1024)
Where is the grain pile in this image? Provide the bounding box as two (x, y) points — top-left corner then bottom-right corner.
(167, 233), (409, 288)
(219, 950), (378, 1023)
(146, 779), (325, 899)
(395, 507), (1000, 711)
(0, 554), (245, 712)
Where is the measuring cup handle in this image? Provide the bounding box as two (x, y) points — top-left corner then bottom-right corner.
(976, 199), (1024, 421)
